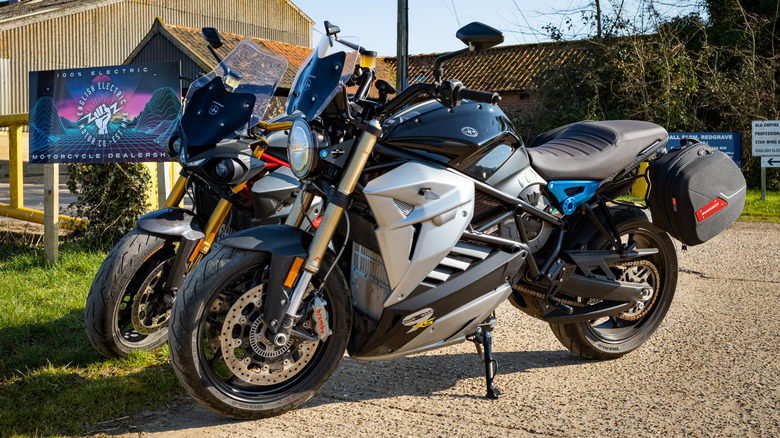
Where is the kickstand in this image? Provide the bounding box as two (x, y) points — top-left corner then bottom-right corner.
(471, 323), (502, 399)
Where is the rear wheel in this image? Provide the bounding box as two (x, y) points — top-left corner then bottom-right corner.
(550, 219), (678, 359)
(168, 245), (351, 419)
(85, 228), (177, 357)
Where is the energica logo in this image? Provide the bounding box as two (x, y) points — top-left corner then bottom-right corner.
(461, 126), (478, 137)
(76, 74), (128, 147)
(403, 308), (435, 333)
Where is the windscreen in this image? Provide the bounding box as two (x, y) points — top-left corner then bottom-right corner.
(286, 34), (360, 120)
(184, 39), (288, 140)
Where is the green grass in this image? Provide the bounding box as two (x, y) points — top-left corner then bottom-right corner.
(618, 189), (779, 222)
(0, 240), (181, 437)
(739, 189), (780, 223)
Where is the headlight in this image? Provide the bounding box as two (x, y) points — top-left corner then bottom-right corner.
(211, 158), (241, 183)
(287, 118), (315, 178)
(168, 135), (182, 158)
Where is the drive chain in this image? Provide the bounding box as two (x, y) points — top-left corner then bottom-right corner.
(513, 260), (659, 320)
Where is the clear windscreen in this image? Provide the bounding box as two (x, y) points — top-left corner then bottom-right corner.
(185, 40), (288, 138)
(286, 35), (360, 120)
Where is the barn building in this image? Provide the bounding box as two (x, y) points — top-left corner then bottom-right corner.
(0, 0), (313, 115)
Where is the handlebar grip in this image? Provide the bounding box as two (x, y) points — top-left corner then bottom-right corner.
(457, 87), (501, 105)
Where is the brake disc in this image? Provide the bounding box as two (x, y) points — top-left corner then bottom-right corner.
(219, 285), (319, 385)
(131, 261), (172, 335)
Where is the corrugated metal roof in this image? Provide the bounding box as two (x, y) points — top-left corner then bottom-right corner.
(0, 0), (313, 31)
(0, 0), (118, 25)
(386, 40), (590, 93)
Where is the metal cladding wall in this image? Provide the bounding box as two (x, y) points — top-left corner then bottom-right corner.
(0, 58), (10, 115)
(0, 0), (312, 114)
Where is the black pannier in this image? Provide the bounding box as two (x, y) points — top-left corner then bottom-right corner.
(646, 140), (746, 246)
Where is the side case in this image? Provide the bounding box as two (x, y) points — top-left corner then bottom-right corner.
(646, 141), (746, 246)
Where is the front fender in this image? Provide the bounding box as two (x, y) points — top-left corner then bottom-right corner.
(219, 225), (314, 328)
(136, 207), (205, 240)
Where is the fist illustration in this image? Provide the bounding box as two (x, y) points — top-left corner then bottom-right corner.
(93, 104), (112, 135)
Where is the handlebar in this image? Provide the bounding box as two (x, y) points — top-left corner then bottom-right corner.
(456, 87), (501, 105)
(376, 79), (501, 118)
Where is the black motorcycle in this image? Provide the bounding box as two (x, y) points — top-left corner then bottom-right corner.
(85, 31), (304, 357)
(167, 21), (745, 418)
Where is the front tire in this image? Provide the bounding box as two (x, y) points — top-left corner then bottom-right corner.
(85, 228), (177, 357)
(168, 245), (351, 419)
(550, 219), (678, 359)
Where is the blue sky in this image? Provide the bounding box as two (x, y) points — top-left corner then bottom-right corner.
(289, 0), (701, 56)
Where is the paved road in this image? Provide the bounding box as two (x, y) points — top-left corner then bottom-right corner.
(100, 222), (780, 438)
(0, 183), (77, 213)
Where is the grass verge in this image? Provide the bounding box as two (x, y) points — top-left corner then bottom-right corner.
(618, 189), (779, 222)
(0, 238), (181, 437)
(738, 189), (780, 223)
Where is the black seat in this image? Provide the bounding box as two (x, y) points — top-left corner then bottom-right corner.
(526, 120), (667, 181)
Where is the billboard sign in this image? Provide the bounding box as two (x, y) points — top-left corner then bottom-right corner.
(667, 132), (742, 168)
(28, 61), (181, 163)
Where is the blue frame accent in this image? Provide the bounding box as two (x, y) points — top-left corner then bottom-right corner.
(547, 180), (601, 215)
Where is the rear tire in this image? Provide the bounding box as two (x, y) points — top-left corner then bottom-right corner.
(85, 228), (176, 357)
(168, 245), (351, 419)
(550, 219), (677, 359)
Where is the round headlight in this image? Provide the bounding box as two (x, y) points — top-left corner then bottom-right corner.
(287, 118), (314, 178)
(215, 159), (230, 178)
(168, 135), (182, 158)
(211, 158), (241, 183)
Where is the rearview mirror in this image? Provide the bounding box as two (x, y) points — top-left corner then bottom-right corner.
(456, 22), (503, 51)
(202, 27), (224, 49)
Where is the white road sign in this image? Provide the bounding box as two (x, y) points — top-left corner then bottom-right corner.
(752, 121), (780, 156)
(761, 157), (780, 168)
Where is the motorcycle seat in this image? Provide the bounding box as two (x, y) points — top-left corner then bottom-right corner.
(527, 120), (667, 181)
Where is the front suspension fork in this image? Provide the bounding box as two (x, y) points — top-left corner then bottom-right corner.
(273, 120), (382, 346)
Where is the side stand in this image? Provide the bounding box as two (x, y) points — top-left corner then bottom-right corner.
(471, 324), (502, 399)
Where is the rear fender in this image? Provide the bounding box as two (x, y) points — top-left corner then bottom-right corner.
(218, 225), (314, 329)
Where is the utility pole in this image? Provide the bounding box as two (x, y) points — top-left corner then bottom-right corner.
(595, 0), (602, 38)
(397, 0), (409, 92)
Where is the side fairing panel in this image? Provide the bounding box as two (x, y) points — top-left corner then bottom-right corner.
(363, 162), (474, 305)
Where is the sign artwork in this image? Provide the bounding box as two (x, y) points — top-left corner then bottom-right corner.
(28, 62), (181, 163)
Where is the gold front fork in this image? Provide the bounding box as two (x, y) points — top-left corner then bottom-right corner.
(187, 183), (247, 264)
(162, 174), (188, 208)
(273, 120), (382, 346)
(187, 140), (268, 264)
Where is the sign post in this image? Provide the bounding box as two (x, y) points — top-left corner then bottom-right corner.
(752, 121), (780, 201)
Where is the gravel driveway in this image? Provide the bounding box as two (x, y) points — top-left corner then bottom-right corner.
(106, 222), (780, 437)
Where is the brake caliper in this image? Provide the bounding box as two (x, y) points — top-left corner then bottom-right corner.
(312, 296), (331, 341)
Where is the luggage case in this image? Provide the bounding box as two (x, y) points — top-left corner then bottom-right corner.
(646, 140), (746, 246)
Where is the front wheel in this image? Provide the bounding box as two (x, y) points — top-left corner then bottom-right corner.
(85, 228), (177, 357)
(168, 245), (351, 419)
(550, 219), (678, 359)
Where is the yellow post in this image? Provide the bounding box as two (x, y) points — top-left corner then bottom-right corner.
(143, 162), (159, 210)
(631, 162), (650, 198)
(1, 114), (27, 209)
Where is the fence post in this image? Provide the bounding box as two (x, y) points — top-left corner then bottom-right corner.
(44, 163), (59, 264)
